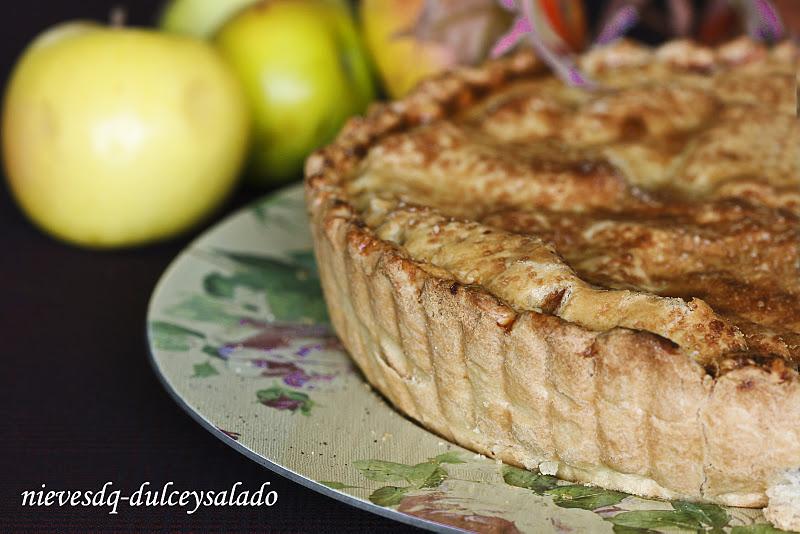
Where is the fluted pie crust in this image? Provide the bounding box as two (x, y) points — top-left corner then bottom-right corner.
(304, 37), (800, 507)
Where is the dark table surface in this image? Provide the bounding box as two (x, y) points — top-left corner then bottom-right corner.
(0, 1), (414, 532)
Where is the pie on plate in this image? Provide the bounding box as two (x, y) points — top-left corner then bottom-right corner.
(304, 37), (800, 517)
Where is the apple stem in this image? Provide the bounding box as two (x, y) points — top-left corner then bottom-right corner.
(110, 6), (127, 28)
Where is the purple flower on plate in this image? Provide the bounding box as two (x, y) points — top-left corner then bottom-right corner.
(234, 323), (333, 351)
(256, 386), (315, 415)
(295, 344), (323, 357)
(228, 358), (334, 387)
(258, 360), (303, 376)
(215, 322), (350, 388)
(283, 369), (335, 388)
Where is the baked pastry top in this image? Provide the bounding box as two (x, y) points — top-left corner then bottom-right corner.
(348, 37), (799, 368)
(305, 37), (800, 508)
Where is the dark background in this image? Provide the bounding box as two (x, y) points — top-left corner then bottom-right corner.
(0, 1), (410, 532)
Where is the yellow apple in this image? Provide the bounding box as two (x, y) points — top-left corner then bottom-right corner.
(3, 22), (250, 248)
(160, 0), (260, 38)
(214, 0), (375, 185)
(360, 0), (454, 99)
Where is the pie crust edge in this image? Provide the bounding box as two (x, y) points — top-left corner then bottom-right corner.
(303, 40), (800, 508)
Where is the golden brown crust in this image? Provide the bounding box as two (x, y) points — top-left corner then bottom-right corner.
(305, 38), (800, 507)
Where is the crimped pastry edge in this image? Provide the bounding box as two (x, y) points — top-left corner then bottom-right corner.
(304, 39), (800, 508)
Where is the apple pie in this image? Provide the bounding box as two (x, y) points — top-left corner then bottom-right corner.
(305, 37), (800, 508)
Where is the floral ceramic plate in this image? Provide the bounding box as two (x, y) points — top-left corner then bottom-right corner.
(146, 184), (786, 534)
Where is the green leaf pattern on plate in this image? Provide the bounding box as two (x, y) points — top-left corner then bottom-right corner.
(350, 453), (467, 506)
(431, 451), (467, 465)
(501, 462), (748, 532)
(322, 452), (793, 533)
(191, 361), (219, 378)
(256, 385), (315, 415)
(674, 501), (731, 530)
(369, 486), (412, 507)
(544, 485), (628, 510)
(502, 465), (559, 493)
(150, 321), (205, 351)
(149, 198), (340, 410)
(731, 525), (791, 534)
(208, 250), (327, 324)
(166, 294), (254, 327)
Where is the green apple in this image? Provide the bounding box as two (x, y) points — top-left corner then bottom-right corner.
(214, 0), (375, 185)
(2, 22), (250, 248)
(160, 0), (260, 38)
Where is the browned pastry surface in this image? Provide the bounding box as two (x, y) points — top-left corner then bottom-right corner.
(305, 37), (800, 507)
